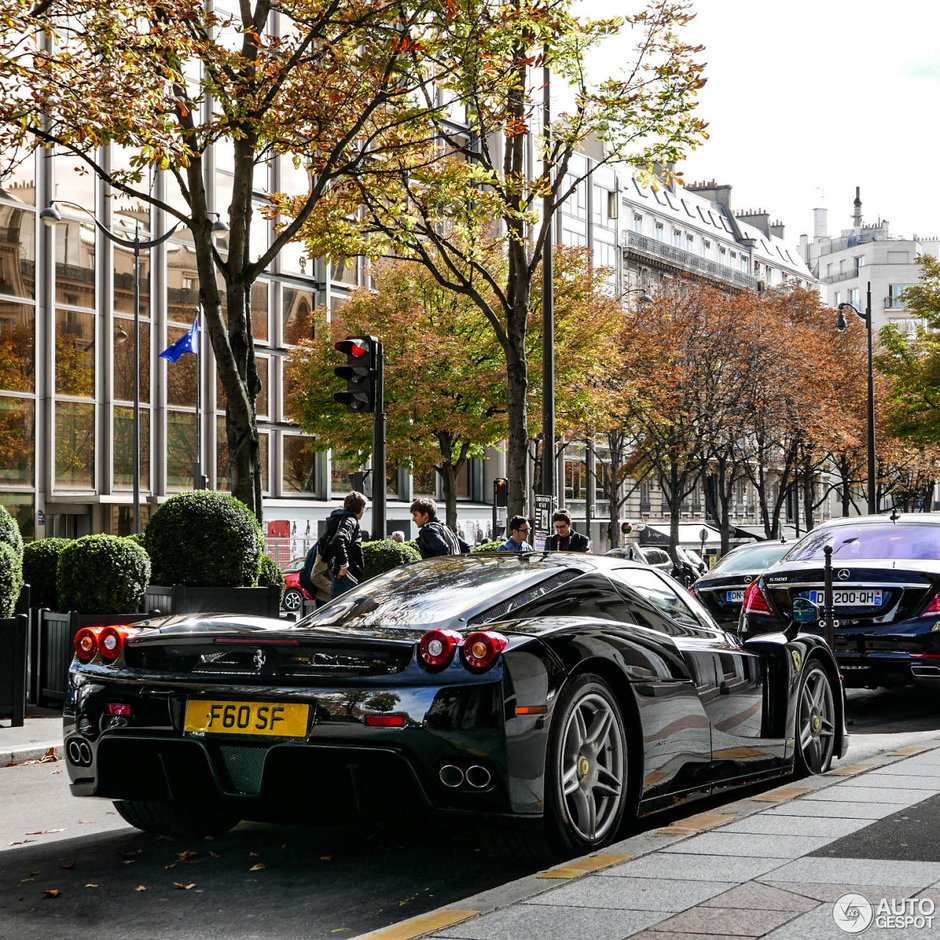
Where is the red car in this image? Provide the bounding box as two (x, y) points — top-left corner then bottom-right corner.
(278, 556), (312, 612)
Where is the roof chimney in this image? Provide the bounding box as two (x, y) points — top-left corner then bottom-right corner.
(853, 187), (862, 229)
(813, 207), (828, 238)
(686, 181), (732, 210)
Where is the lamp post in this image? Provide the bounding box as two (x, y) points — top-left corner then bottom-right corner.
(837, 281), (877, 514)
(41, 201), (180, 534)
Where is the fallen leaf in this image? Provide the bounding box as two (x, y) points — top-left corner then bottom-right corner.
(164, 864), (176, 871)
(60, 862), (76, 870)
(320, 855), (332, 862)
(177, 851), (198, 861)
(135, 885), (148, 892)
(123, 860), (136, 865)
(42, 889), (62, 899)
(173, 882), (196, 890)
(85, 883), (99, 889)
(209, 851), (220, 859)
(119, 849), (142, 858)
(249, 863), (265, 871)
(8, 840), (37, 846)
(26, 829), (65, 835)
(40, 748), (59, 762)
(249, 851), (260, 857)
(78, 820), (93, 825)
(20, 877), (34, 883)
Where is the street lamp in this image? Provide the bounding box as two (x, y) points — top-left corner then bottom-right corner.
(837, 281), (877, 514)
(41, 200), (180, 534)
(625, 287), (655, 304)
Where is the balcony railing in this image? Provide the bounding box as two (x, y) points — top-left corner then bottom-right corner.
(625, 232), (758, 290)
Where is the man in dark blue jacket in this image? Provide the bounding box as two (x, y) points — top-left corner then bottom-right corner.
(321, 491), (368, 597)
(410, 497), (470, 557)
(544, 509), (590, 552)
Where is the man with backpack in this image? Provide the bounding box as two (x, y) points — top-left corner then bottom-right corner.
(299, 540), (331, 607)
(322, 491), (368, 597)
(410, 497), (470, 558)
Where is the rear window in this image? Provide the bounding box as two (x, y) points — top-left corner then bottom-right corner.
(784, 523), (940, 562)
(710, 542), (791, 574)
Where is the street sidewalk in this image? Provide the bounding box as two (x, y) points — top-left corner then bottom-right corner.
(0, 708), (62, 766)
(360, 738), (940, 940)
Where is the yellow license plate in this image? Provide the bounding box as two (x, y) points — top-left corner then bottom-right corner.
(184, 700), (310, 738)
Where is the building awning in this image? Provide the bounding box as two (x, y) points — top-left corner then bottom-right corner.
(733, 524), (800, 542)
(639, 523), (721, 548)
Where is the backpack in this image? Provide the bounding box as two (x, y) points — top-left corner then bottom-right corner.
(299, 543), (319, 594)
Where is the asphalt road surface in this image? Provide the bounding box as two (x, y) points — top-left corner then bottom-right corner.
(0, 685), (937, 939)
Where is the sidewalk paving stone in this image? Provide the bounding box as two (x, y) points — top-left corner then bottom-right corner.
(715, 815), (869, 838)
(699, 883), (819, 913)
(660, 832), (834, 859)
(836, 772), (940, 789)
(798, 785), (928, 804)
(761, 799), (913, 819)
(605, 852), (788, 883)
(643, 904), (801, 937)
(525, 874), (737, 913)
(762, 857), (940, 888)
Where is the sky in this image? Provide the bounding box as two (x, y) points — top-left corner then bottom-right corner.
(576, 0), (940, 244)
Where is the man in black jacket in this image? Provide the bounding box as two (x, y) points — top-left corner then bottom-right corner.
(544, 509), (590, 552)
(410, 497), (470, 558)
(322, 491), (368, 597)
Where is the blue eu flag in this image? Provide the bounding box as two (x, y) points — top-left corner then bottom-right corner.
(159, 318), (200, 363)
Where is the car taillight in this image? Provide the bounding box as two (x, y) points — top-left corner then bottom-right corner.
(743, 580), (773, 616)
(74, 626), (103, 663)
(920, 592), (940, 617)
(460, 631), (508, 672)
(418, 629), (461, 669)
(97, 625), (140, 661)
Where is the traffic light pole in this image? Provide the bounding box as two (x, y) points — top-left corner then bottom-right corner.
(372, 341), (386, 540)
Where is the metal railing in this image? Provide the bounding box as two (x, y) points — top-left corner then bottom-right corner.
(624, 232), (758, 290)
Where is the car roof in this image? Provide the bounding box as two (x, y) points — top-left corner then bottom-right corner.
(815, 512), (940, 529)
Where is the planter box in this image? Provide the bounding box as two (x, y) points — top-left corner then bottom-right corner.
(38, 610), (151, 705)
(0, 614), (27, 726)
(145, 584), (281, 618)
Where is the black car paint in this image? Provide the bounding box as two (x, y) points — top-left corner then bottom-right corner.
(64, 554), (846, 835)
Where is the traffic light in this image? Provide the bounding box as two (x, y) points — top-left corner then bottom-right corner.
(334, 336), (378, 413)
(493, 478), (508, 507)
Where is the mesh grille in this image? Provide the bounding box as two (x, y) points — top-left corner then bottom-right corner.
(218, 744), (268, 795)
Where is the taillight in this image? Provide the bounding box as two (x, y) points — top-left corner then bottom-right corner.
(96, 625), (139, 661)
(418, 629), (461, 669)
(920, 592), (940, 618)
(743, 580), (773, 617)
(460, 631), (508, 672)
(74, 626), (103, 663)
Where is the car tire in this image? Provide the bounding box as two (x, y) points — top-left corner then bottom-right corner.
(544, 673), (630, 856)
(114, 800), (240, 839)
(793, 660), (837, 776)
(282, 588), (304, 612)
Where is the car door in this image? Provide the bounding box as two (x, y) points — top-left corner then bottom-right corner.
(607, 567), (786, 774)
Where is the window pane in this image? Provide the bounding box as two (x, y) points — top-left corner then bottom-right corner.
(56, 309), (95, 397)
(113, 317), (151, 405)
(0, 203), (36, 300)
(53, 216), (96, 309)
(55, 400), (95, 487)
(412, 466), (437, 497)
(252, 280), (269, 343)
(113, 406), (150, 491)
(0, 491), (35, 540)
(283, 435), (318, 494)
(0, 397), (34, 485)
(167, 242), (200, 319)
(167, 409), (196, 491)
(284, 285), (315, 344)
(330, 455), (355, 495)
(0, 301), (34, 393)
(112, 242), (151, 317)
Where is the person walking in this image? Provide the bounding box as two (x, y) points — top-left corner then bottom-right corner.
(410, 497), (470, 557)
(498, 516), (533, 552)
(322, 491), (368, 597)
(544, 509), (590, 552)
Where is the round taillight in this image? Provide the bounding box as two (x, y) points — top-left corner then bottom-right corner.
(97, 625), (138, 661)
(74, 626), (102, 663)
(418, 629), (461, 669)
(460, 631), (508, 672)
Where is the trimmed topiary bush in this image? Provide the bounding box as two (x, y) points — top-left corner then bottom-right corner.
(0, 505), (23, 561)
(145, 491), (263, 587)
(23, 537), (71, 610)
(362, 539), (421, 579)
(256, 553), (285, 603)
(472, 540), (503, 552)
(57, 535), (151, 614)
(0, 541), (24, 618)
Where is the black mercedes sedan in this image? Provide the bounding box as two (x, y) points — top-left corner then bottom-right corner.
(691, 540), (792, 626)
(739, 513), (940, 689)
(64, 552), (846, 860)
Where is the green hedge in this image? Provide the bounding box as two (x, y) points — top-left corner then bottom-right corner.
(0, 505), (23, 561)
(145, 491), (263, 587)
(362, 539), (421, 579)
(57, 535), (151, 614)
(256, 553), (285, 602)
(0, 542), (24, 618)
(23, 537), (71, 610)
(471, 540), (503, 553)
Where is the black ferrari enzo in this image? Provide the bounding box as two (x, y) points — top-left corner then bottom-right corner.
(740, 513), (940, 691)
(64, 552), (846, 858)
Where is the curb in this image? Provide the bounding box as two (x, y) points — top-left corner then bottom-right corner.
(1, 742), (61, 767)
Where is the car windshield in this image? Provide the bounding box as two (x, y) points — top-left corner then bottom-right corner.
(301, 555), (572, 627)
(784, 523), (940, 562)
(710, 542), (791, 574)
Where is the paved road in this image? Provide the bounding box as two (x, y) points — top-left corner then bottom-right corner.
(0, 686), (937, 939)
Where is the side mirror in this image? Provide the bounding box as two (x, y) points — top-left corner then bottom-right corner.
(791, 597), (819, 623)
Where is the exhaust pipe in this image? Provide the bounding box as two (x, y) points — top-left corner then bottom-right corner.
(66, 738), (92, 766)
(439, 764), (464, 788)
(465, 764), (492, 789)
(911, 665), (940, 678)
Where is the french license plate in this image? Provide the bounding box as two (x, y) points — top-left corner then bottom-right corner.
(184, 700), (310, 738)
(725, 590), (745, 603)
(807, 589), (883, 607)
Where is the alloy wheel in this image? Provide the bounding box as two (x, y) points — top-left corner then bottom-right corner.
(797, 663), (836, 774)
